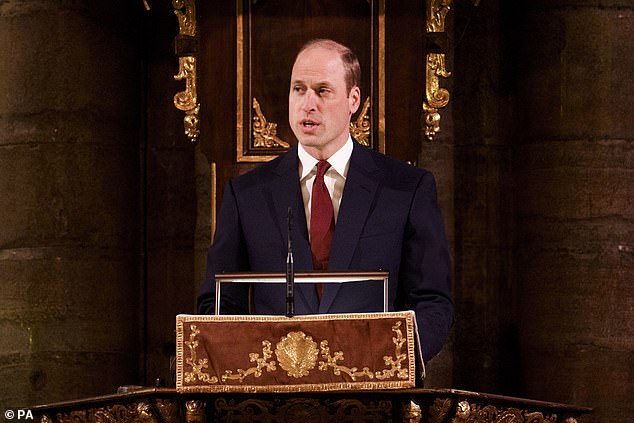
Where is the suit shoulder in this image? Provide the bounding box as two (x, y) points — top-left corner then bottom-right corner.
(362, 145), (432, 184)
(229, 150), (294, 192)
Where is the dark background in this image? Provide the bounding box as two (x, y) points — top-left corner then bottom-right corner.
(0, 1), (631, 422)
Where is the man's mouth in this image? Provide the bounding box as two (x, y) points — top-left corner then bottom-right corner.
(301, 119), (319, 128)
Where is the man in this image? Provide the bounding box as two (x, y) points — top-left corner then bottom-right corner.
(198, 39), (453, 362)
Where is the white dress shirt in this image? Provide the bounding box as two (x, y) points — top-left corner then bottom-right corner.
(298, 137), (353, 234)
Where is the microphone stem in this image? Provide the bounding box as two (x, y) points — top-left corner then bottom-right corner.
(286, 251), (294, 317)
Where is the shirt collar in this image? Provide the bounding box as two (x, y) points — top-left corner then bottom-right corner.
(298, 136), (353, 180)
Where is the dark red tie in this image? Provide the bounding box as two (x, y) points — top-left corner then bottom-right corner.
(310, 160), (334, 299)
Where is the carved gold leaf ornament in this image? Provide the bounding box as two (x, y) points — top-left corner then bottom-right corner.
(173, 0), (196, 36)
(349, 97), (372, 146)
(447, 401), (562, 423)
(423, 0), (454, 141)
(252, 97), (290, 149)
(429, 398), (454, 423)
(172, 0), (200, 142)
(185, 400), (206, 423)
(403, 400), (423, 423)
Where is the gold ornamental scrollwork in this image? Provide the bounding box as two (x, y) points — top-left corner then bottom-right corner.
(183, 325), (219, 385)
(429, 398), (454, 423)
(375, 320), (409, 379)
(423, 0), (453, 141)
(172, 0), (200, 142)
(222, 340), (277, 382)
(319, 339), (374, 380)
(350, 97), (372, 146)
(252, 98), (290, 149)
(449, 401), (560, 423)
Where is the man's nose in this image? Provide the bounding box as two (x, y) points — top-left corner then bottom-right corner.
(301, 90), (317, 111)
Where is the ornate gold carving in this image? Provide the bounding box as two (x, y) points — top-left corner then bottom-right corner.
(275, 331), (319, 378)
(404, 400), (422, 422)
(319, 339), (374, 380)
(427, 0), (452, 32)
(183, 324), (219, 385)
(214, 397), (393, 422)
(452, 400), (471, 422)
(173, 0), (196, 36)
(252, 98), (290, 149)
(449, 401), (560, 423)
(155, 399), (180, 423)
(222, 340), (277, 382)
(350, 97), (372, 146)
(132, 401), (157, 423)
(174, 57), (200, 141)
(423, 0), (453, 141)
(429, 398), (454, 423)
(185, 400), (206, 423)
(375, 321), (409, 380)
(172, 0), (199, 142)
(50, 404), (135, 422)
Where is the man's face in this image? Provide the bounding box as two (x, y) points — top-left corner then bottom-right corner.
(289, 46), (360, 159)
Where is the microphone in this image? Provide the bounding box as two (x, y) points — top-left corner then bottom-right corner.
(286, 207), (295, 317)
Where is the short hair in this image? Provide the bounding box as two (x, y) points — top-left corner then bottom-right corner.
(295, 39), (361, 94)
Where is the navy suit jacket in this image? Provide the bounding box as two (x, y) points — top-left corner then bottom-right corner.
(198, 142), (454, 361)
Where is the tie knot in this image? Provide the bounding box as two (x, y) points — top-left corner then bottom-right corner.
(316, 160), (331, 178)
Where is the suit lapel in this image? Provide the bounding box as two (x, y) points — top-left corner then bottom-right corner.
(265, 147), (319, 313)
(319, 143), (382, 313)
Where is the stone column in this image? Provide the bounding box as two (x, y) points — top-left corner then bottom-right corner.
(0, 1), (142, 406)
(450, 0), (515, 393)
(514, 2), (634, 422)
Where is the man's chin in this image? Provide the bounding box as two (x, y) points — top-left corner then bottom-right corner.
(296, 137), (323, 148)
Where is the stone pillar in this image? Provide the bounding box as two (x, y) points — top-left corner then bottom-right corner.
(0, 1), (141, 407)
(450, 0), (515, 393)
(514, 2), (634, 422)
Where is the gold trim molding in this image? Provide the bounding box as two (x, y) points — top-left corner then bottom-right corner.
(423, 0), (452, 141)
(350, 97), (372, 146)
(182, 322), (411, 388)
(173, 0), (200, 142)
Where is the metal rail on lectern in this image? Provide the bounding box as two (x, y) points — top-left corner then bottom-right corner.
(214, 271), (390, 315)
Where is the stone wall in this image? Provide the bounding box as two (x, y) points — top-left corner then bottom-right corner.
(514, 2), (634, 422)
(452, 1), (634, 422)
(0, 1), (143, 407)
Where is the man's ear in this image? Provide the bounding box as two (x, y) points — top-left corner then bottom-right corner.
(349, 86), (361, 114)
